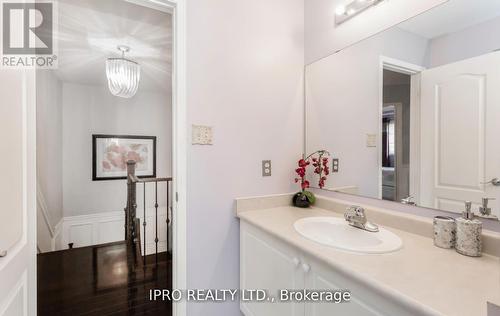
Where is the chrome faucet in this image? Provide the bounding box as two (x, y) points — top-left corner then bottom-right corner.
(401, 196), (416, 206)
(478, 197), (498, 220)
(344, 206), (379, 232)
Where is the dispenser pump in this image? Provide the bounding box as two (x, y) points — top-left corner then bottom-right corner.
(463, 201), (474, 219)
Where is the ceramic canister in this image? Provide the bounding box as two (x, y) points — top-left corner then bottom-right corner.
(455, 217), (482, 257)
(433, 216), (456, 249)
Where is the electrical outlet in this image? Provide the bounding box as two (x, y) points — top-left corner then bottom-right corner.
(332, 159), (339, 173)
(192, 125), (213, 145)
(262, 160), (272, 177)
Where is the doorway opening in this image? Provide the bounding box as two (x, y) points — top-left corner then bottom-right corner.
(35, 1), (176, 315)
(381, 69), (411, 202)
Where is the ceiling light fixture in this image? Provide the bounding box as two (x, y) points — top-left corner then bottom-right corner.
(106, 45), (141, 98)
(335, 0), (384, 25)
(335, 5), (346, 16)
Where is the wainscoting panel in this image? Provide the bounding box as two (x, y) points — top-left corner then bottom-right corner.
(61, 207), (169, 255)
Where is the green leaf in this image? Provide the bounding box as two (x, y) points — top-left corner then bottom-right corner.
(303, 191), (316, 204)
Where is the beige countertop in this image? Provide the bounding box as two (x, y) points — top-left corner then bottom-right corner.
(236, 198), (500, 316)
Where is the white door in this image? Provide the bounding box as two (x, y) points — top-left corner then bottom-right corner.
(0, 70), (36, 316)
(240, 222), (304, 316)
(420, 52), (500, 216)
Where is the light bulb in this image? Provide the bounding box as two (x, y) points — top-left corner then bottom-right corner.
(335, 5), (346, 15)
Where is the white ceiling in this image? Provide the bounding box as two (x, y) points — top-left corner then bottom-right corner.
(398, 0), (500, 39)
(55, 0), (172, 92)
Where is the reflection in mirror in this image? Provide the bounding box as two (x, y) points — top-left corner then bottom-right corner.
(305, 0), (500, 219)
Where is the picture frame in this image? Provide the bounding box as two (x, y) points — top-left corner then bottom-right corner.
(92, 134), (157, 181)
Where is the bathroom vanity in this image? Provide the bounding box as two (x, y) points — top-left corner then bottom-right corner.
(236, 194), (500, 316)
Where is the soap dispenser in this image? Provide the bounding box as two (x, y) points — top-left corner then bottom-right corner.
(455, 201), (482, 257)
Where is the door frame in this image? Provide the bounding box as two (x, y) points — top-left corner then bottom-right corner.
(379, 56), (424, 201)
(124, 2), (188, 316)
(32, 0), (187, 315)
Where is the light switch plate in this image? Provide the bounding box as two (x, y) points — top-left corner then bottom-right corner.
(366, 134), (377, 147)
(262, 160), (272, 177)
(192, 125), (213, 145)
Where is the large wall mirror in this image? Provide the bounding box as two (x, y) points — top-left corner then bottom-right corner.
(306, 0), (500, 219)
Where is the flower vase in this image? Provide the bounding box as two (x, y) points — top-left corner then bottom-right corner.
(292, 192), (310, 208)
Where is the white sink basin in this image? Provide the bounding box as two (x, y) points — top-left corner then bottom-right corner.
(294, 217), (402, 254)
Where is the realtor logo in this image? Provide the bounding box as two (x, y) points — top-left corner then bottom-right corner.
(1, 1), (57, 68)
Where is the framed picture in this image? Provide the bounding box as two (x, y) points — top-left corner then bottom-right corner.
(92, 134), (156, 181)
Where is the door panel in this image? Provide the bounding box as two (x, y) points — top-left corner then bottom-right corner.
(0, 70), (36, 316)
(0, 70), (24, 252)
(436, 75), (484, 189)
(420, 52), (500, 215)
(305, 256), (426, 316)
(306, 269), (381, 316)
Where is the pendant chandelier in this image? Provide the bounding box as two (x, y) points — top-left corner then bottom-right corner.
(106, 45), (141, 98)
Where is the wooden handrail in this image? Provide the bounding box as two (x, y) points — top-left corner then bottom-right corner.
(128, 175), (173, 183)
(125, 160), (173, 266)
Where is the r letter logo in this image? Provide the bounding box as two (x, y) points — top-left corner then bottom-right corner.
(1, 1), (57, 68)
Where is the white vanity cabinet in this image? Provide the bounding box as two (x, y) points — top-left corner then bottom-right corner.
(240, 221), (304, 316)
(240, 221), (429, 316)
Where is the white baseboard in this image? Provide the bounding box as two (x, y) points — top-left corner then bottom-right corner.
(59, 207), (170, 256)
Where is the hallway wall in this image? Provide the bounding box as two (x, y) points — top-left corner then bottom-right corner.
(36, 70), (63, 231)
(37, 79), (172, 250)
(61, 83), (172, 218)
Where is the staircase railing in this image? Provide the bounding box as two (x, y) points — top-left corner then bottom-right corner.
(125, 160), (172, 265)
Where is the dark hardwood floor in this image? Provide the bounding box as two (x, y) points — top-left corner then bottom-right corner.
(38, 241), (172, 316)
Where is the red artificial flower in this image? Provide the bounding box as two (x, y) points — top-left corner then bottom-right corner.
(298, 159), (309, 168)
(301, 180), (310, 190)
(293, 151), (332, 192)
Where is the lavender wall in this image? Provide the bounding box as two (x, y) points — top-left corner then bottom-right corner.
(186, 0), (304, 315)
(305, 0), (448, 64)
(427, 15), (500, 67)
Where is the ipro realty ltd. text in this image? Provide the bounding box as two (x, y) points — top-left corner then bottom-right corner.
(150, 289), (351, 303)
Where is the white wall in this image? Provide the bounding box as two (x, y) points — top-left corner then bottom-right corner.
(62, 83), (172, 218)
(186, 0), (304, 315)
(305, 0), (448, 64)
(306, 28), (428, 198)
(427, 15), (500, 67)
(36, 70), (63, 234)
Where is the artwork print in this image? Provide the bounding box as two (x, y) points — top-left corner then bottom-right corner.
(92, 135), (156, 181)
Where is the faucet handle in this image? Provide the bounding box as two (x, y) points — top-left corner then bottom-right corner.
(479, 197), (496, 216)
(346, 205), (364, 216)
(354, 206), (365, 216)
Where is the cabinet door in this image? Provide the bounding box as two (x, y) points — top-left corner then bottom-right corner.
(305, 257), (421, 316)
(240, 222), (304, 316)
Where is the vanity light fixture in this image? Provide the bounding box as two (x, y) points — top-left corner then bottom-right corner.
(106, 45), (141, 98)
(335, 0), (385, 25)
